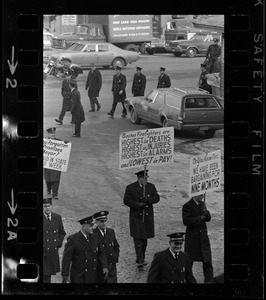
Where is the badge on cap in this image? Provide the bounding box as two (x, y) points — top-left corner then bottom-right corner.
(78, 215), (94, 225)
(93, 210), (109, 221)
(135, 170), (149, 178)
(167, 232), (185, 242)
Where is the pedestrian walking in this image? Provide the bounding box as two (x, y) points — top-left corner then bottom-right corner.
(43, 196), (66, 283)
(107, 65), (127, 118)
(147, 232), (197, 283)
(198, 63), (212, 94)
(61, 215), (108, 283)
(123, 169), (160, 269)
(55, 71), (75, 125)
(44, 127), (64, 199)
(157, 67), (171, 88)
(182, 193), (214, 283)
(206, 38), (221, 73)
(85, 64), (102, 112)
(93, 211), (120, 283)
(70, 79), (85, 138)
(132, 66), (146, 97)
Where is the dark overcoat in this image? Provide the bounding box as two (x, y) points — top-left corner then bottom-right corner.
(157, 74), (171, 88)
(43, 212), (66, 276)
(132, 73), (146, 96)
(61, 231), (108, 283)
(44, 137), (62, 182)
(85, 69), (102, 98)
(147, 249), (197, 283)
(198, 70), (212, 93)
(112, 73), (127, 102)
(61, 78), (72, 111)
(123, 181), (160, 239)
(182, 198), (212, 262)
(71, 88), (85, 124)
(93, 227), (120, 283)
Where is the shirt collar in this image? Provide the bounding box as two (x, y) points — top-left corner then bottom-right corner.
(80, 230), (88, 239)
(169, 247), (178, 259)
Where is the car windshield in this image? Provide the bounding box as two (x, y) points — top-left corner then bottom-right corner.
(146, 90), (158, 102)
(67, 43), (86, 52)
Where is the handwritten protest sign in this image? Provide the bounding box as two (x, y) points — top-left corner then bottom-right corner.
(43, 138), (72, 172)
(189, 149), (221, 197)
(119, 127), (174, 169)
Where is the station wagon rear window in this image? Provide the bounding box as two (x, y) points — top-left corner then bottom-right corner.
(185, 97), (220, 109)
(166, 93), (182, 108)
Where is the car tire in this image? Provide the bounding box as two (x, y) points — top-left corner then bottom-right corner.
(186, 48), (197, 58)
(112, 58), (125, 69)
(124, 44), (139, 52)
(147, 49), (154, 55)
(130, 108), (141, 125)
(204, 129), (216, 138)
(173, 52), (182, 57)
(162, 118), (170, 127)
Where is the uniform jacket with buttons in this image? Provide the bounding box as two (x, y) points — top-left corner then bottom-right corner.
(93, 226), (120, 283)
(182, 198), (212, 262)
(112, 73), (127, 102)
(147, 248), (197, 283)
(132, 73), (146, 96)
(43, 212), (66, 276)
(123, 181), (160, 239)
(157, 73), (171, 88)
(61, 231), (107, 283)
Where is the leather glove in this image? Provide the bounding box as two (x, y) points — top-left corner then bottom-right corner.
(62, 276), (69, 283)
(140, 195), (150, 202)
(139, 202), (146, 207)
(103, 268), (109, 282)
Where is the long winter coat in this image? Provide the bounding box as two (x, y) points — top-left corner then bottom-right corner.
(93, 227), (120, 283)
(44, 137), (62, 182)
(147, 249), (197, 283)
(132, 73), (146, 96)
(123, 181), (160, 239)
(157, 74), (171, 88)
(85, 69), (102, 98)
(112, 73), (127, 102)
(182, 198), (212, 263)
(61, 231), (108, 283)
(43, 212), (66, 276)
(71, 88), (85, 124)
(61, 78), (72, 111)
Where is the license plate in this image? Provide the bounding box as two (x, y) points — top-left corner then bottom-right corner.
(200, 126), (209, 131)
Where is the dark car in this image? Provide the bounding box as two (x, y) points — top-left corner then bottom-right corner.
(166, 32), (221, 57)
(146, 37), (186, 55)
(124, 87), (224, 138)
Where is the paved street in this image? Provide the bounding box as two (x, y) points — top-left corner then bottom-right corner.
(43, 53), (224, 284)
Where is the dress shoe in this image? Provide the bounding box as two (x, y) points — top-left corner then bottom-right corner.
(88, 109), (95, 112)
(72, 134), (80, 137)
(55, 119), (63, 125)
(107, 112), (114, 117)
(121, 114), (126, 118)
(137, 263), (144, 269)
(97, 106), (101, 112)
(53, 196), (59, 200)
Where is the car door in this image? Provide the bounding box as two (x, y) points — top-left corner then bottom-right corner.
(96, 44), (114, 66)
(147, 92), (165, 125)
(73, 44), (97, 68)
(136, 90), (158, 120)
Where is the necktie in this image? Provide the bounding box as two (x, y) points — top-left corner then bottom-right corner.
(86, 235), (90, 241)
(46, 214), (51, 221)
(102, 230), (106, 237)
(175, 253), (178, 260)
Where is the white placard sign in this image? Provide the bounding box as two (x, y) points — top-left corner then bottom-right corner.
(189, 149), (222, 197)
(119, 127), (174, 170)
(43, 138), (72, 172)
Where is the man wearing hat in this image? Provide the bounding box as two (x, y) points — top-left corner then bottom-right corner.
(157, 67), (171, 89)
(198, 63), (212, 94)
(147, 232), (197, 283)
(43, 196), (66, 283)
(182, 193), (214, 283)
(93, 211), (120, 283)
(55, 71), (75, 125)
(132, 66), (146, 97)
(70, 79), (85, 137)
(108, 65), (127, 118)
(61, 215), (108, 283)
(85, 63), (102, 112)
(123, 170), (160, 268)
(206, 37), (221, 73)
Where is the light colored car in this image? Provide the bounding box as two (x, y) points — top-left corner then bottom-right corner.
(43, 41), (140, 69)
(125, 87), (224, 138)
(43, 29), (55, 51)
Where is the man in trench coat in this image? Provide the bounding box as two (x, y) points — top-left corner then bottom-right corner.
(182, 193), (214, 283)
(123, 170), (160, 268)
(85, 64), (102, 112)
(43, 196), (66, 283)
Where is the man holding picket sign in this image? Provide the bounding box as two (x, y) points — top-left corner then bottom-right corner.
(123, 168), (160, 269)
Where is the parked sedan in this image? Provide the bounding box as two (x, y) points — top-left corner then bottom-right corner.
(43, 42), (140, 69)
(166, 32), (221, 57)
(125, 87), (224, 138)
(145, 37), (173, 55)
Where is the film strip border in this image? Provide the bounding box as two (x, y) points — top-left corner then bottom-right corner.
(2, 8), (264, 297)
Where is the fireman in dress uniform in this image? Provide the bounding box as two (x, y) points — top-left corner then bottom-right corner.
(61, 215), (108, 283)
(147, 232), (197, 283)
(93, 211), (120, 283)
(43, 196), (66, 283)
(206, 38), (221, 73)
(108, 65), (127, 118)
(157, 67), (171, 89)
(132, 66), (146, 97)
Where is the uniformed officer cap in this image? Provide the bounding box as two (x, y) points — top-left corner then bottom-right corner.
(43, 197), (52, 205)
(93, 210), (109, 221)
(69, 79), (77, 86)
(135, 170), (149, 178)
(213, 38), (219, 42)
(78, 215), (94, 225)
(116, 66), (122, 70)
(167, 232), (185, 243)
(47, 127), (56, 134)
(136, 66), (142, 71)
(60, 57), (72, 63)
(160, 67), (166, 71)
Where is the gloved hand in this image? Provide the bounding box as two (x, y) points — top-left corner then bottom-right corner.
(103, 268), (109, 282)
(140, 195), (150, 202)
(62, 276), (69, 283)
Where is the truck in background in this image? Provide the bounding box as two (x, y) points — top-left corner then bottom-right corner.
(52, 15), (153, 54)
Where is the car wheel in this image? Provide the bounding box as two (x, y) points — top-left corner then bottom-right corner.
(124, 44), (139, 52)
(186, 48), (197, 58)
(147, 49), (154, 55)
(173, 52), (182, 57)
(162, 118), (169, 127)
(112, 58), (125, 69)
(130, 108), (141, 125)
(204, 129), (216, 138)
